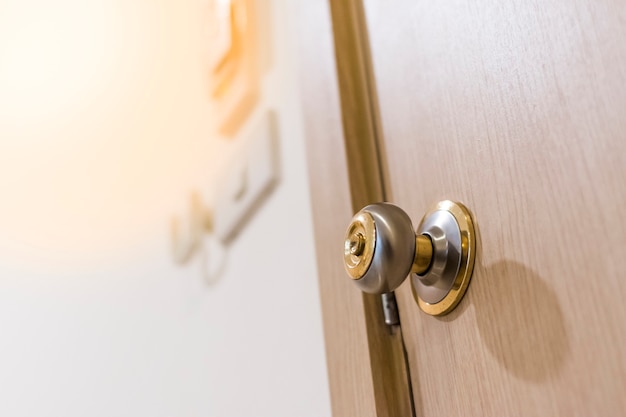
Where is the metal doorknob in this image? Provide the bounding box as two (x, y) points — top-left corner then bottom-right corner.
(343, 200), (477, 316)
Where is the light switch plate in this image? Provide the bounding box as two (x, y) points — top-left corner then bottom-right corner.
(212, 112), (279, 244)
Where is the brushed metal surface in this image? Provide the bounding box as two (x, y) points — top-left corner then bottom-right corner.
(413, 210), (462, 304)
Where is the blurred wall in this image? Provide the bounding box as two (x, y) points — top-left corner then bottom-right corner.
(0, 0), (331, 416)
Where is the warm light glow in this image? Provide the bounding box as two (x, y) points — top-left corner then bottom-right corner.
(0, 0), (116, 127)
(0, 0), (230, 269)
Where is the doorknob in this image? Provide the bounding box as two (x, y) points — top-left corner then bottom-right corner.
(343, 200), (476, 316)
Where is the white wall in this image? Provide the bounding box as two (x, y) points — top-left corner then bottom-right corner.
(0, 1), (331, 416)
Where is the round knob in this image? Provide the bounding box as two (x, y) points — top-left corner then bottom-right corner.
(343, 200), (477, 316)
(343, 203), (433, 294)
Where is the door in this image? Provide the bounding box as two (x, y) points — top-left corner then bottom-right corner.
(299, 0), (626, 416)
(363, 0), (626, 415)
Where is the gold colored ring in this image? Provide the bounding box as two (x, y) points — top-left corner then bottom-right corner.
(343, 212), (376, 280)
(414, 200), (476, 316)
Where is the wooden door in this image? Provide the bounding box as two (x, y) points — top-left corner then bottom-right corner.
(299, 0), (626, 416)
(360, 0), (626, 415)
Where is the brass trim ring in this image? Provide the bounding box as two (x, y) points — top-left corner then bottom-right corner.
(343, 212), (376, 280)
(412, 200), (476, 316)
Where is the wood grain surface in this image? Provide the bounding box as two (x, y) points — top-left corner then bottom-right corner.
(362, 0), (626, 415)
(297, 1), (414, 416)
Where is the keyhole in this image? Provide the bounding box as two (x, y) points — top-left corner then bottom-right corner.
(348, 232), (365, 256)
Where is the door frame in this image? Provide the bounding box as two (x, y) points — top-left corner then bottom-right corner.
(297, 2), (413, 416)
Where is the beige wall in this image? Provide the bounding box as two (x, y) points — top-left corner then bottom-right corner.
(0, 0), (331, 415)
